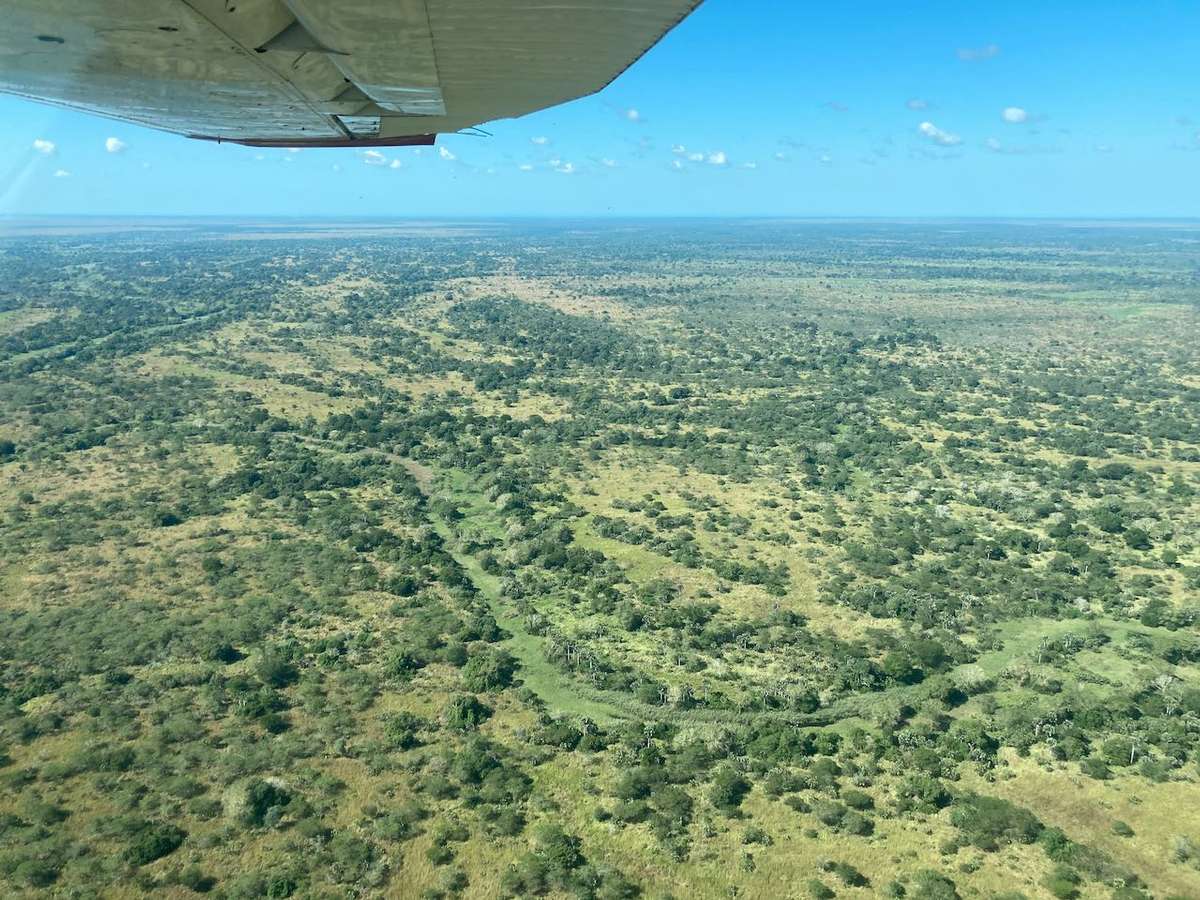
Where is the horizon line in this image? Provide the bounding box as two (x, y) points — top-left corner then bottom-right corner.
(4, 213), (1200, 224)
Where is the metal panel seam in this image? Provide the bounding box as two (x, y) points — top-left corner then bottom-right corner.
(175, 0), (345, 138)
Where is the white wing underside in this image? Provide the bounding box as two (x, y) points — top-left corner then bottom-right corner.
(0, 0), (701, 146)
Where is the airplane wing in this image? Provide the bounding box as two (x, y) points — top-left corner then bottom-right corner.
(0, 0), (701, 147)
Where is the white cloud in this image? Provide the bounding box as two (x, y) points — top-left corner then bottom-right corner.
(438, 146), (456, 161)
(906, 98), (928, 111)
(918, 121), (962, 146)
(671, 144), (687, 155)
(553, 160), (575, 174)
(706, 151), (728, 166)
(53, 168), (70, 178)
(818, 154), (833, 165)
(32, 138), (55, 155)
(600, 158), (618, 168)
(774, 151), (789, 161)
(687, 152), (704, 162)
(1095, 143), (1114, 153)
(389, 159), (403, 169)
(105, 137), (127, 154)
(254, 154), (265, 161)
(362, 149), (388, 166)
(983, 135), (1060, 156)
(670, 159), (684, 171)
(1002, 106), (1028, 124)
(531, 136), (549, 145)
(957, 43), (1000, 61)
(625, 108), (642, 123)
(518, 163), (534, 172)
(740, 161), (758, 170)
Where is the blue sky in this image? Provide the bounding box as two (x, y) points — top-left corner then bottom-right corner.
(3, 0), (1199, 217)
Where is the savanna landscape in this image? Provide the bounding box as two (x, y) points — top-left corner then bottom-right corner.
(1, 219), (1198, 900)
